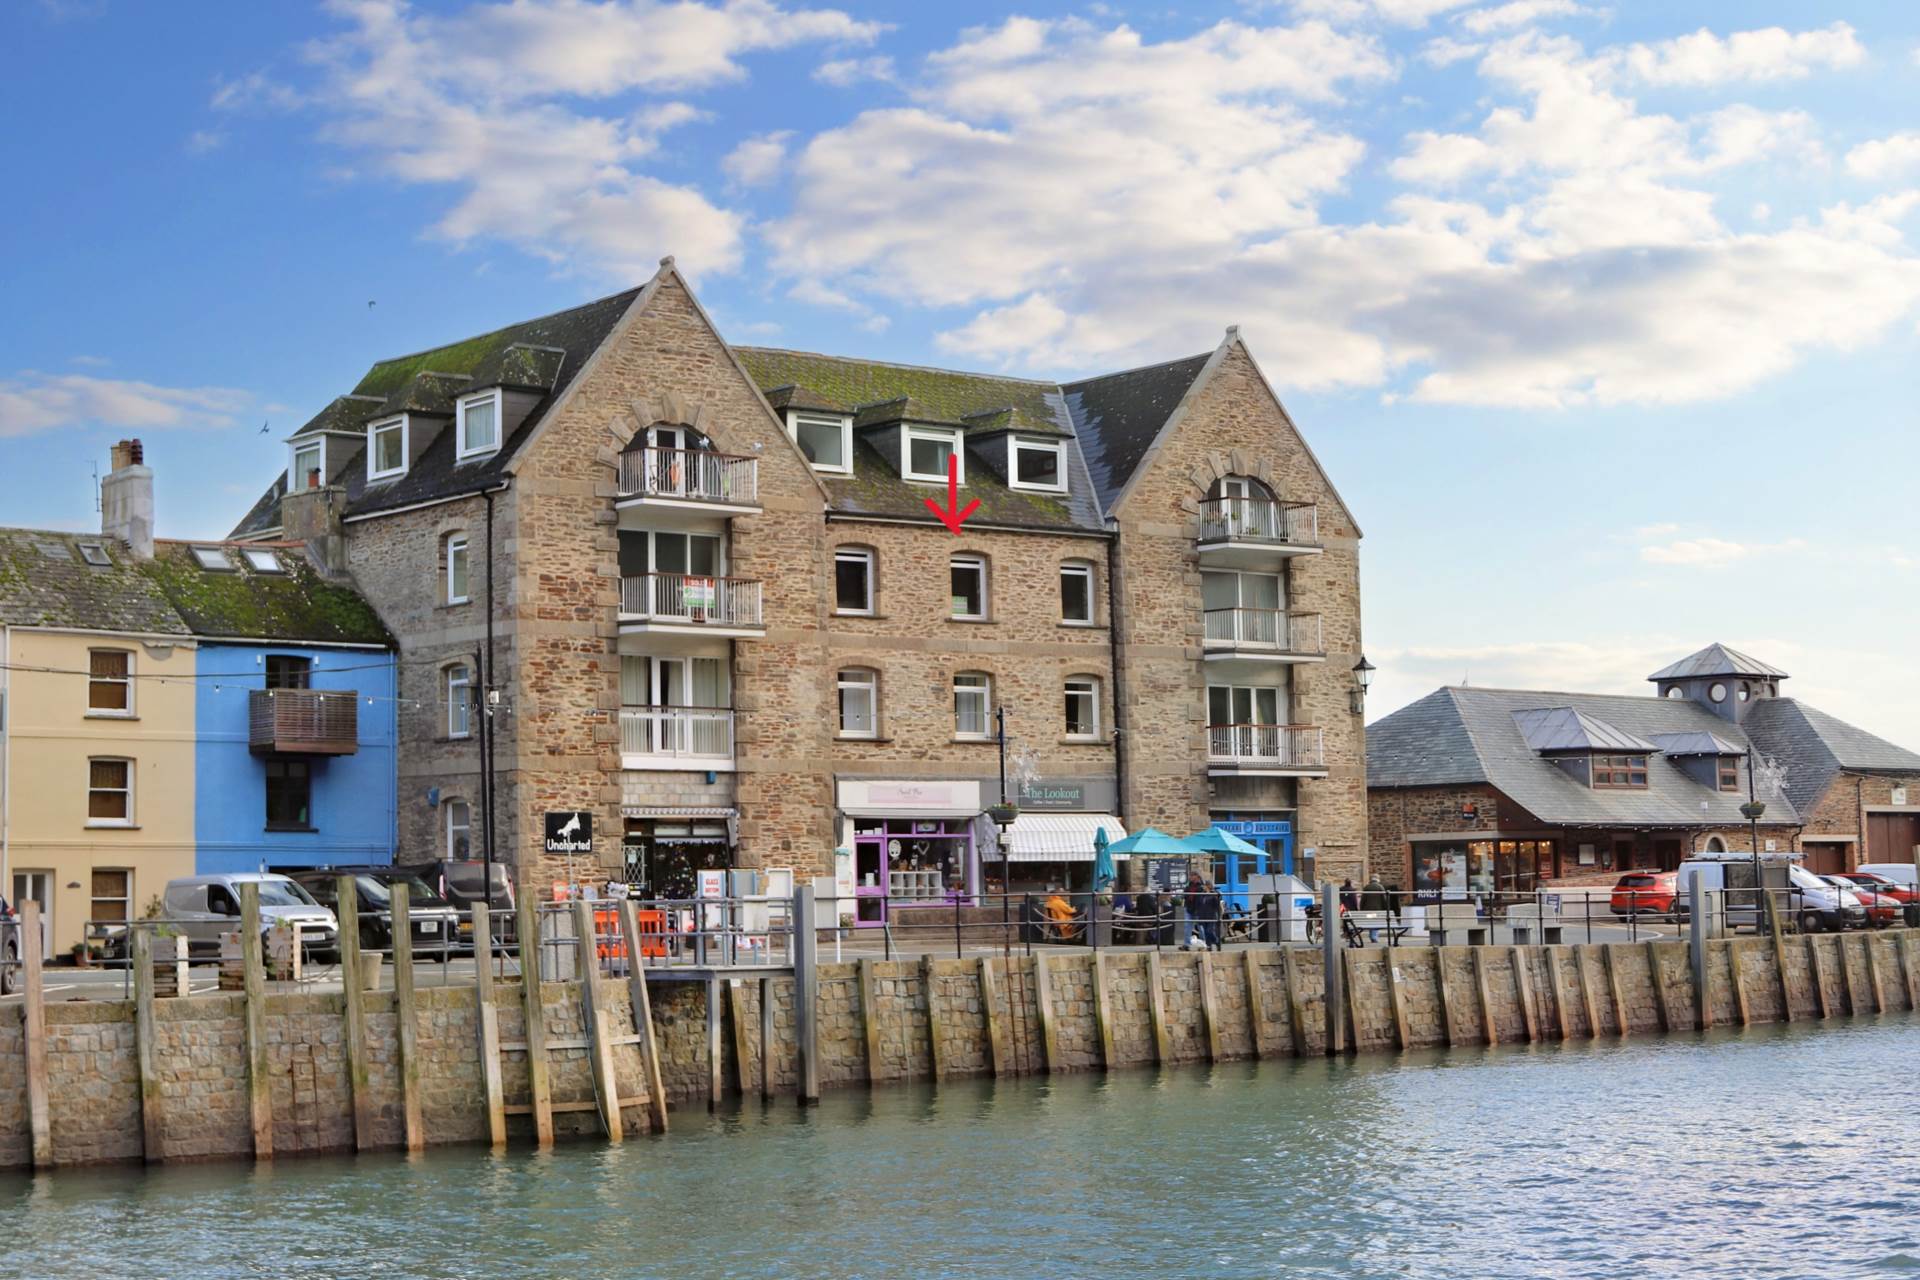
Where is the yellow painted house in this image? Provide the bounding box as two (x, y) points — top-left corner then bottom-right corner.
(1, 527), (200, 958)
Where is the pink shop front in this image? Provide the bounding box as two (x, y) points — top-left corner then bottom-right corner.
(836, 779), (985, 928)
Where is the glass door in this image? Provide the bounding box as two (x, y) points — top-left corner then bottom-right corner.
(11, 871), (52, 959)
(854, 822), (889, 926)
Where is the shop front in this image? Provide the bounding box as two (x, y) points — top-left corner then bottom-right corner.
(994, 813), (1129, 895)
(1410, 837), (1557, 903)
(1207, 812), (1296, 912)
(837, 780), (982, 927)
(621, 807), (736, 900)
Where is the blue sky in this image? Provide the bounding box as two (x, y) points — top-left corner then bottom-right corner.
(3, 0), (1919, 742)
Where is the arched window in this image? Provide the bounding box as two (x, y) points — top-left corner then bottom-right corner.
(1705, 835), (1728, 853)
(838, 668), (878, 738)
(1208, 474), (1276, 503)
(953, 672), (991, 739)
(623, 423), (715, 496)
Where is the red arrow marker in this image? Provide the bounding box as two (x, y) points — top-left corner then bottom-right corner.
(924, 454), (979, 535)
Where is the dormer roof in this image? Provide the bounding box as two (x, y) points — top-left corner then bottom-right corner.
(1648, 730), (1746, 757)
(1648, 643), (1789, 683)
(1513, 706), (1658, 754)
(372, 371), (470, 419)
(290, 395), (385, 440)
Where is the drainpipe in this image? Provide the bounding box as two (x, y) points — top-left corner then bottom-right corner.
(1105, 532), (1128, 826)
(482, 487), (499, 877)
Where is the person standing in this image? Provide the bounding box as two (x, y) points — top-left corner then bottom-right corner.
(1340, 878), (1360, 914)
(1361, 874), (1392, 943)
(1186, 873), (1223, 951)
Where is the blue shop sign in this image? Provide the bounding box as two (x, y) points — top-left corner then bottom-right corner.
(1214, 820), (1292, 839)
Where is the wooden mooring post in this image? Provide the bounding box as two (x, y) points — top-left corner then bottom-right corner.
(239, 884), (273, 1159)
(336, 874), (374, 1150)
(1243, 949), (1270, 1059)
(573, 900), (624, 1142)
(392, 883), (425, 1153)
(131, 926), (164, 1163)
(793, 885), (821, 1104)
(978, 955), (1005, 1076)
(1033, 952), (1061, 1072)
(21, 901), (51, 1169)
(516, 893), (554, 1147)
(470, 905), (507, 1148)
(616, 899), (670, 1134)
(1145, 951), (1172, 1065)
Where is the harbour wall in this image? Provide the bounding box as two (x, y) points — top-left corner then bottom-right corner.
(5, 929), (1917, 1170)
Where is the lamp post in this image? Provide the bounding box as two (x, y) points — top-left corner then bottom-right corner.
(986, 706), (1021, 956)
(1742, 751), (1770, 931)
(1350, 655), (1376, 717)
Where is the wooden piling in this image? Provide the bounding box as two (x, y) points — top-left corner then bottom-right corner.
(728, 980), (753, 1098)
(1807, 934), (1833, 1019)
(1243, 949), (1269, 1059)
(1145, 951), (1173, 1064)
(760, 975), (777, 1100)
(705, 975), (723, 1108)
(1728, 939), (1752, 1027)
(1867, 935), (1890, 1014)
(131, 926), (163, 1163)
(1901, 931), (1920, 1012)
(515, 893), (554, 1147)
(858, 959), (884, 1083)
(239, 883), (273, 1160)
(336, 874), (374, 1150)
(1197, 952), (1222, 1062)
(1574, 946), (1602, 1038)
(792, 886), (820, 1104)
(21, 902), (50, 1170)
(1546, 947), (1573, 1041)
(616, 900), (669, 1133)
(1093, 951), (1118, 1067)
(470, 904), (507, 1148)
(1769, 899), (1793, 1022)
(1603, 946), (1630, 1036)
(1434, 948), (1457, 1047)
(1835, 935), (1860, 1015)
(977, 956), (1005, 1076)
(921, 957), (946, 1081)
(391, 883), (424, 1152)
(575, 900), (623, 1142)
(1471, 947), (1498, 1047)
(1645, 941), (1673, 1032)
(1033, 953), (1061, 1072)
(1279, 946), (1308, 1057)
(1341, 950), (1363, 1054)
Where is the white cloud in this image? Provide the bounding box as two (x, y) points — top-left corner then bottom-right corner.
(814, 55), (897, 86)
(1419, 36), (1483, 66)
(1612, 22), (1865, 86)
(1847, 133), (1920, 182)
(210, 70), (304, 112)
(1639, 536), (1806, 567)
(1290, 0), (1475, 26)
(0, 373), (252, 438)
(185, 129), (226, 154)
(721, 131), (792, 187)
(295, 0), (880, 281)
(1456, 0), (1586, 36)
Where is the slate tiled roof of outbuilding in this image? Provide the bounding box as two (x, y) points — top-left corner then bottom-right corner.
(1742, 698), (1920, 816)
(0, 527), (188, 634)
(142, 542), (392, 646)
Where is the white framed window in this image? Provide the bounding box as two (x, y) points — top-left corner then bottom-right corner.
(1010, 437), (1066, 492)
(77, 541), (111, 567)
(367, 415), (409, 480)
(87, 649), (133, 717)
(446, 665), (473, 739)
(242, 548), (283, 573)
(905, 426), (963, 484)
(953, 672), (991, 739)
(1064, 677), (1100, 739)
(191, 545), (234, 571)
(790, 412), (852, 474)
(87, 758), (134, 827)
(291, 440), (322, 490)
(457, 391), (501, 460)
(950, 554), (987, 620)
(1060, 561), (1094, 624)
(835, 547), (874, 615)
(838, 669), (878, 738)
(446, 535), (470, 605)
(445, 799), (472, 859)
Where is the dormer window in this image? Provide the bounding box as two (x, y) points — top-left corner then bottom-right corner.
(291, 440), (323, 490)
(458, 391), (501, 460)
(789, 412), (852, 474)
(1592, 755), (1649, 789)
(1719, 757), (1741, 791)
(905, 426), (962, 484)
(1010, 437), (1066, 492)
(367, 415), (409, 480)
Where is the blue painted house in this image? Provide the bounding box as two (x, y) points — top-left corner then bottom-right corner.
(143, 540), (397, 875)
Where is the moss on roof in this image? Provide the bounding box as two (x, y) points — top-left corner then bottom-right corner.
(375, 371), (470, 418)
(823, 438), (1082, 530)
(142, 543), (392, 646)
(291, 395), (386, 440)
(737, 347), (1069, 436)
(0, 528), (189, 633)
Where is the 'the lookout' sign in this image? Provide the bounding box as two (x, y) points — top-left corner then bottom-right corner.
(544, 810), (593, 855)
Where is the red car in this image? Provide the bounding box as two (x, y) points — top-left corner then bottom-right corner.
(1835, 872), (1918, 905)
(1824, 876), (1900, 928)
(1610, 871), (1679, 916)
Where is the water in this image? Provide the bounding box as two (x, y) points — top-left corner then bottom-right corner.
(9, 1017), (1920, 1280)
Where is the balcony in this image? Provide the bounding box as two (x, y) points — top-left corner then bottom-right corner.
(1202, 609), (1325, 664)
(620, 705), (734, 770)
(616, 447), (759, 517)
(1206, 724), (1326, 777)
(1197, 498), (1321, 567)
(619, 573), (765, 638)
(249, 689), (359, 756)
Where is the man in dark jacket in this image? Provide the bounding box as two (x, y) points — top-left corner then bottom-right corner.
(1185, 874), (1223, 951)
(1361, 876), (1391, 914)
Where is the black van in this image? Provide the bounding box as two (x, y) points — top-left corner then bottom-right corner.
(283, 867), (462, 958)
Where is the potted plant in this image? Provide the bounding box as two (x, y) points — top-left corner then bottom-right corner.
(70, 940), (92, 969)
(985, 801), (1020, 827)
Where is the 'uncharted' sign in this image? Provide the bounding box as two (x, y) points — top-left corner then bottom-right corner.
(544, 811), (593, 854)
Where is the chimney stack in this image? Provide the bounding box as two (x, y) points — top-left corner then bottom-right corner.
(101, 437), (155, 560)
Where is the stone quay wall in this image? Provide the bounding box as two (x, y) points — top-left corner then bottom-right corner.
(8, 929), (1920, 1169)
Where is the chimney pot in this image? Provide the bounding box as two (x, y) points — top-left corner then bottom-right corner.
(101, 441), (155, 560)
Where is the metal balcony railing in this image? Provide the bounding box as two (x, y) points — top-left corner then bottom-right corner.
(1202, 608), (1324, 656)
(617, 447), (758, 505)
(1206, 723), (1325, 768)
(619, 706), (734, 759)
(249, 688), (359, 755)
(1198, 498), (1318, 546)
(619, 573), (764, 628)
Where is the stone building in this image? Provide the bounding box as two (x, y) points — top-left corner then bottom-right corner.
(229, 260), (1370, 906)
(1366, 643), (1920, 894)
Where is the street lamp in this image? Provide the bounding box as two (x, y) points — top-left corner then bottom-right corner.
(1350, 655), (1376, 717)
(988, 705), (1021, 956)
(1741, 751), (1770, 931)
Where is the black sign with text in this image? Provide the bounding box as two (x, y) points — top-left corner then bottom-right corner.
(544, 811), (593, 855)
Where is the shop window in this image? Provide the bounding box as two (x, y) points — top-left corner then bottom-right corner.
(838, 668), (878, 738)
(950, 554), (987, 620)
(1060, 561), (1093, 624)
(953, 672), (991, 739)
(1592, 754), (1649, 789)
(835, 547), (874, 614)
(1064, 677), (1099, 739)
(265, 759), (312, 830)
(91, 869), (131, 925)
(87, 649), (133, 716)
(87, 758), (133, 826)
(621, 818), (731, 900)
(445, 799), (472, 858)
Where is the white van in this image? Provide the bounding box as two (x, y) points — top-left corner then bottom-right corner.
(1854, 863), (1920, 891)
(1676, 856), (1866, 933)
(162, 874), (340, 958)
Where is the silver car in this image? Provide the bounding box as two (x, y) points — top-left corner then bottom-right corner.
(161, 874), (340, 958)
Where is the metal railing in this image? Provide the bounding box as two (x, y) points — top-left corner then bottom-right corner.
(1202, 608), (1324, 656)
(1206, 723), (1325, 767)
(616, 446), (758, 504)
(619, 573), (763, 627)
(619, 705), (734, 759)
(1198, 497), (1318, 546)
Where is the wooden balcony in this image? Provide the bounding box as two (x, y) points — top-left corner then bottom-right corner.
(249, 688), (358, 755)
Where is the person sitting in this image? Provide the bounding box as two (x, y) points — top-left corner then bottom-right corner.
(1043, 886), (1082, 943)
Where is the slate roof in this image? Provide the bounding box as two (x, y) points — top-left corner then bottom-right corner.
(1060, 354), (1212, 514)
(1648, 643), (1789, 682)
(1648, 730), (1746, 757)
(232, 287), (641, 536)
(736, 348), (1065, 435)
(1743, 699), (1920, 816)
(1369, 686), (1798, 827)
(0, 528), (189, 634)
(1512, 706), (1657, 754)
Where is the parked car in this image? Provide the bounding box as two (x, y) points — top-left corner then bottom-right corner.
(1847, 866), (1920, 899)
(1, 896), (20, 996)
(284, 867), (462, 958)
(420, 858), (518, 947)
(1610, 871), (1680, 916)
(1675, 856), (1866, 933)
(1823, 875), (1900, 927)
(161, 874), (340, 959)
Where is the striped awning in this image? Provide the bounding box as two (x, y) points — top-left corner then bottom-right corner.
(1001, 813), (1128, 862)
(620, 806), (737, 819)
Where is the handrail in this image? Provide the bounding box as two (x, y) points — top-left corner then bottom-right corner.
(619, 705), (734, 758)
(616, 446), (758, 504)
(1197, 497), (1318, 545)
(619, 572), (764, 627)
(1206, 723), (1325, 766)
(1202, 608), (1323, 654)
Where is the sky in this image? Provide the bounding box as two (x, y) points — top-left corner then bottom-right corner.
(2, 0), (1918, 743)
